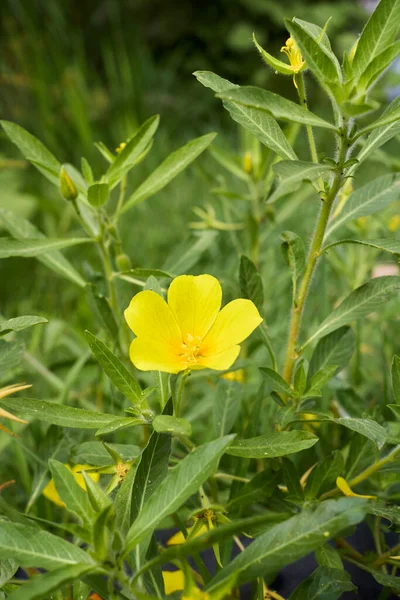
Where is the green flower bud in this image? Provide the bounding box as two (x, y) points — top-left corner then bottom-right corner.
(116, 253), (132, 271)
(59, 166), (78, 201)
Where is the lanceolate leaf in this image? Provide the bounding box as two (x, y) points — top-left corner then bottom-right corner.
(326, 174), (400, 237)
(273, 160), (332, 186)
(335, 417), (386, 449)
(0, 397), (123, 429)
(216, 86), (336, 130)
(304, 451), (344, 500)
(107, 115), (159, 186)
(49, 460), (94, 524)
(6, 563), (95, 600)
(122, 133), (216, 211)
(0, 522), (94, 569)
(206, 498), (366, 590)
(281, 231), (306, 294)
(308, 326), (355, 380)
(358, 99), (400, 162)
(358, 40), (400, 92)
(0, 209), (86, 287)
(0, 316), (48, 337)
(351, 0), (400, 78)
(304, 277), (400, 347)
(125, 436), (234, 550)
(239, 255), (264, 312)
(85, 331), (143, 405)
(0, 559), (18, 587)
(226, 431), (318, 458)
(152, 415), (191, 437)
(289, 566), (355, 599)
(260, 367), (293, 396)
(0, 237), (91, 258)
(357, 96), (400, 137)
(323, 238), (400, 256)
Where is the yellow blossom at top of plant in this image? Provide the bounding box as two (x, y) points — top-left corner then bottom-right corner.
(42, 464), (100, 507)
(124, 274), (262, 374)
(280, 37), (304, 73)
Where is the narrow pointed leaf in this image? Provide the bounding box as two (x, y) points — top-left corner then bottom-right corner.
(308, 326), (355, 380)
(226, 430), (318, 458)
(336, 417), (386, 449)
(0, 237), (91, 258)
(49, 460), (94, 524)
(0, 316), (48, 337)
(273, 160), (332, 186)
(6, 563), (95, 600)
(323, 238), (400, 256)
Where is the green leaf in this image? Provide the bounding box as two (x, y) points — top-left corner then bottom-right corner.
(228, 468), (278, 510)
(1, 121), (61, 185)
(0, 397), (122, 429)
(304, 451), (344, 500)
(289, 566), (355, 599)
(226, 430), (318, 458)
(315, 544), (343, 570)
(358, 99), (400, 162)
(273, 160), (332, 187)
(0, 316), (48, 337)
(49, 460), (94, 524)
(0, 209), (86, 287)
(304, 276), (400, 347)
(304, 365), (337, 398)
(106, 115), (159, 186)
(87, 182), (109, 207)
(122, 133), (216, 212)
(194, 70), (237, 94)
(152, 415), (192, 437)
(388, 404), (400, 418)
(6, 563), (95, 600)
(217, 86), (336, 130)
(351, 0), (400, 78)
(368, 501), (400, 526)
(0, 522), (94, 569)
(260, 367), (293, 396)
(95, 417), (143, 436)
(308, 327), (355, 380)
(206, 498), (366, 590)
(360, 40), (400, 92)
(239, 255), (264, 312)
(0, 559), (18, 587)
(323, 237), (400, 256)
(85, 285), (118, 339)
(326, 174), (400, 237)
(209, 145), (250, 181)
(371, 570), (400, 593)
(281, 231), (306, 295)
(71, 442), (140, 467)
(335, 417), (386, 449)
(213, 382), (241, 437)
(357, 96), (400, 137)
(85, 331), (143, 406)
(285, 19), (342, 85)
(0, 340), (24, 384)
(0, 237), (91, 258)
(126, 435), (234, 550)
(392, 355), (400, 404)
(163, 231), (217, 275)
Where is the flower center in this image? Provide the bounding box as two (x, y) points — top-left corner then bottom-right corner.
(180, 333), (202, 365)
(280, 37), (304, 72)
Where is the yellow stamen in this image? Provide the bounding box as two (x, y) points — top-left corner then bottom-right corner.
(280, 37), (305, 73)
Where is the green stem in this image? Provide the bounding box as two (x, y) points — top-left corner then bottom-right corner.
(282, 119), (348, 385)
(174, 369), (191, 418)
(295, 74), (319, 166)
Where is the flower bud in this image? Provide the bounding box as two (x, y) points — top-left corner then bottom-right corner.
(116, 253), (132, 271)
(59, 166), (78, 201)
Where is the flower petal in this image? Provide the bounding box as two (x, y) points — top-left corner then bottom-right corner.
(129, 338), (184, 374)
(124, 290), (182, 348)
(197, 345), (240, 371)
(167, 274), (222, 340)
(162, 570), (185, 594)
(201, 299), (263, 355)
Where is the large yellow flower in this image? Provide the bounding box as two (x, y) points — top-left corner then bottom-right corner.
(124, 274), (262, 374)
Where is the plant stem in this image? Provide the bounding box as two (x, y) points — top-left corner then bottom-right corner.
(375, 541), (400, 566)
(174, 369), (191, 418)
(282, 119), (348, 384)
(259, 322), (278, 371)
(295, 74), (319, 165)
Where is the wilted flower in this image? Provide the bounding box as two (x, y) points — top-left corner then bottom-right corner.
(125, 274), (262, 374)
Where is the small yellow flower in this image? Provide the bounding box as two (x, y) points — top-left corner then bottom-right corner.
(280, 37), (304, 73)
(336, 476), (376, 500)
(221, 369), (245, 383)
(124, 274), (262, 374)
(43, 464), (100, 507)
(163, 570), (185, 594)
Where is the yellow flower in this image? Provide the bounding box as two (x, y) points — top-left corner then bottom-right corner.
(336, 477), (376, 500)
(221, 369), (245, 383)
(43, 464), (100, 507)
(115, 142), (127, 154)
(280, 37), (304, 73)
(163, 570), (185, 594)
(124, 274), (262, 374)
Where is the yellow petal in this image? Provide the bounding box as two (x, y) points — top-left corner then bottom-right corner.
(129, 338), (184, 374)
(162, 570), (185, 594)
(201, 299), (262, 355)
(167, 524), (208, 546)
(336, 477), (376, 500)
(43, 464), (100, 507)
(124, 291), (182, 348)
(197, 346), (241, 371)
(168, 275), (222, 340)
